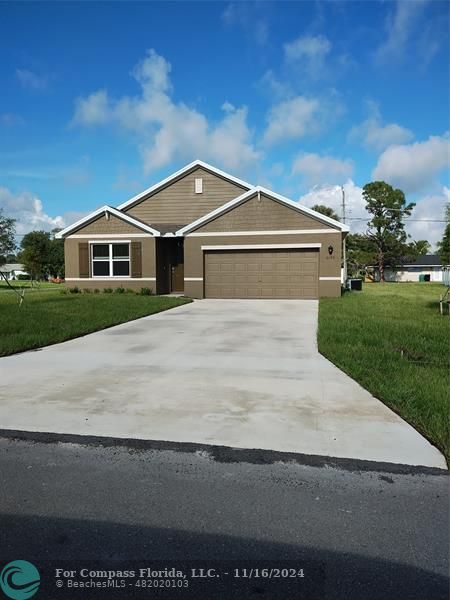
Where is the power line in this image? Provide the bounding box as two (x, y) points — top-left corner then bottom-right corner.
(346, 217), (447, 222)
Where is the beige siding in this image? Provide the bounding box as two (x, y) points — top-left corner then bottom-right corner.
(193, 193), (337, 232)
(71, 214), (143, 235)
(124, 167), (247, 225)
(319, 279), (341, 297)
(63, 279), (157, 293)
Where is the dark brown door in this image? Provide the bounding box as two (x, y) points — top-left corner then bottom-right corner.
(171, 264), (184, 292)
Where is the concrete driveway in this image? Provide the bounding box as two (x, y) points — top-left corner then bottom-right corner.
(0, 300), (445, 468)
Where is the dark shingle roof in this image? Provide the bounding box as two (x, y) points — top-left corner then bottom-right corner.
(403, 254), (442, 266)
(369, 255), (443, 269)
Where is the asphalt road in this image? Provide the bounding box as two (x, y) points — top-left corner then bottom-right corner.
(0, 434), (448, 600)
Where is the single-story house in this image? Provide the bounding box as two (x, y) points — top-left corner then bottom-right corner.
(372, 255), (447, 283)
(56, 160), (349, 299)
(1, 263), (28, 280)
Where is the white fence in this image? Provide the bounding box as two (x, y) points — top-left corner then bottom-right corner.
(443, 267), (450, 287)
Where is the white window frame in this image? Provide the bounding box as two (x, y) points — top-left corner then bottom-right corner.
(194, 178), (203, 194)
(90, 241), (131, 278)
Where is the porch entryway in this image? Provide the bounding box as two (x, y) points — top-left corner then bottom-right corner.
(156, 237), (184, 294)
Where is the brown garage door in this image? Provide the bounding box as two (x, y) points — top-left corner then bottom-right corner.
(204, 249), (319, 299)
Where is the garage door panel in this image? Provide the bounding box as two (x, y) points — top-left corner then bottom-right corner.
(205, 249), (319, 299)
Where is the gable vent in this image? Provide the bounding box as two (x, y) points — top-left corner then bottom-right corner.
(195, 178), (203, 194)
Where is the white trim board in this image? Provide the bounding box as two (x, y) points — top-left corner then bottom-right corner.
(176, 186), (349, 236)
(68, 233), (152, 239)
(201, 243), (321, 251)
(188, 229), (338, 237)
(65, 277), (156, 282)
(117, 159), (253, 211)
(88, 239), (131, 244)
(55, 206), (160, 239)
(184, 277), (203, 281)
(319, 277), (341, 281)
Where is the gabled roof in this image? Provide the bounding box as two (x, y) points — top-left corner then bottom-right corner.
(176, 186), (349, 236)
(117, 159), (253, 211)
(55, 206), (161, 239)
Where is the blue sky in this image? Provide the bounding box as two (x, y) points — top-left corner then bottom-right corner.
(0, 1), (449, 245)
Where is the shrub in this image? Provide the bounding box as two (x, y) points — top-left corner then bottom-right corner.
(103, 288), (113, 294)
(139, 287), (153, 296)
(17, 274), (31, 280)
(60, 288), (68, 295)
(114, 287), (126, 294)
(93, 288), (100, 294)
(125, 288), (134, 294)
(69, 286), (80, 294)
(83, 288), (92, 294)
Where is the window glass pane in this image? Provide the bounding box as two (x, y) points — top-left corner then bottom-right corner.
(93, 261), (110, 276)
(112, 244), (129, 259)
(113, 261), (129, 276)
(92, 244), (110, 259)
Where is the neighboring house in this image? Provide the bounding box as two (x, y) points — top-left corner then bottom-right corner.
(56, 160), (349, 299)
(0, 263), (28, 280)
(372, 255), (446, 282)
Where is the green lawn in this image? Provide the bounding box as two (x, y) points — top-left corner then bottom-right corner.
(0, 280), (61, 291)
(0, 290), (191, 356)
(318, 283), (449, 461)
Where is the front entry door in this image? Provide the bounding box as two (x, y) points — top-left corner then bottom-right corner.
(171, 264), (184, 292)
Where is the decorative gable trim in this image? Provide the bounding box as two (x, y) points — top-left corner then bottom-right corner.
(55, 206), (161, 239)
(117, 159), (253, 211)
(176, 186), (350, 236)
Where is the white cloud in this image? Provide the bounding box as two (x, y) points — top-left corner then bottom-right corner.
(375, 0), (429, 65)
(284, 34), (331, 77)
(263, 96), (320, 145)
(15, 69), (48, 91)
(299, 181), (449, 247)
(222, 2), (268, 45)
(349, 102), (414, 151)
(299, 180), (366, 232)
(281, 33), (354, 82)
(372, 134), (450, 193)
(292, 153), (354, 186)
(0, 187), (65, 235)
(73, 90), (110, 125)
(72, 49), (260, 175)
(406, 187), (449, 248)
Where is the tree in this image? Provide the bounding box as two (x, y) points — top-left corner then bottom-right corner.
(346, 234), (377, 277)
(20, 231), (52, 280)
(311, 204), (340, 221)
(407, 239), (431, 259)
(0, 209), (16, 267)
(363, 181), (415, 282)
(48, 229), (65, 278)
(437, 202), (450, 265)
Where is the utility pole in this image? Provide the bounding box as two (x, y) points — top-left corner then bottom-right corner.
(341, 186), (348, 284)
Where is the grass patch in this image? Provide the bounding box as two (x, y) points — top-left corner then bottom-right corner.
(0, 280), (61, 291)
(0, 290), (191, 356)
(318, 283), (449, 461)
